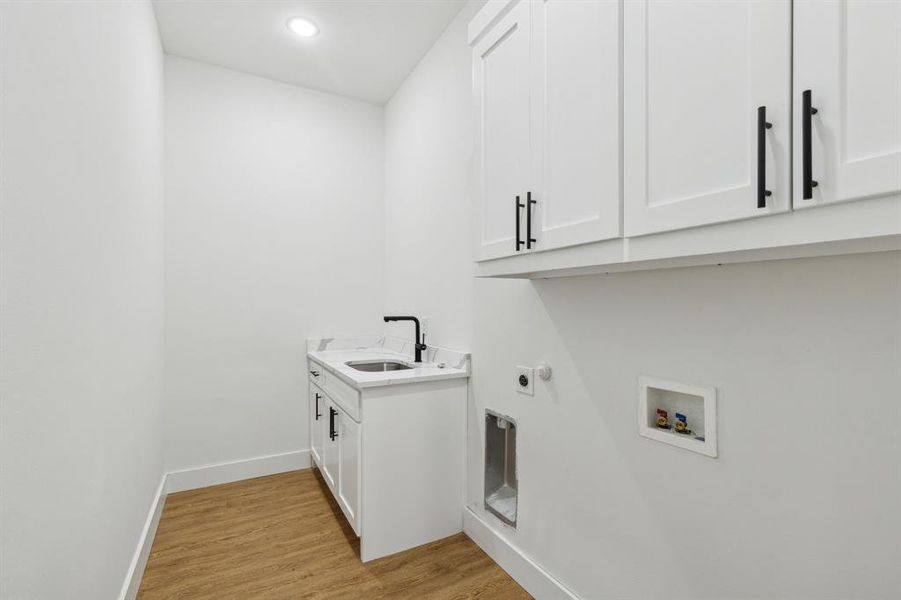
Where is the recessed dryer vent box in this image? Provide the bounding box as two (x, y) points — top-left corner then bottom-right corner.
(485, 410), (517, 527)
(638, 376), (717, 458)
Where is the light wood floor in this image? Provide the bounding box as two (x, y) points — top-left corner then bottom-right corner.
(138, 469), (531, 599)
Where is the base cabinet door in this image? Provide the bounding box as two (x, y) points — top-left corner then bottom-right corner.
(793, 0), (901, 209)
(310, 386), (324, 467)
(624, 0), (791, 236)
(317, 396), (361, 536)
(530, 0), (621, 251)
(336, 409), (361, 535)
(321, 401), (339, 491)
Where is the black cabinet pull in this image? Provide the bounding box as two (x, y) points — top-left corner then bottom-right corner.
(310, 370), (319, 377)
(757, 106), (773, 208)
(329, 407), (337, 440)
(314, 393), (322, 420)
(515, 195), (524, 251)
(526, 191), (536, 249)
(802, 89), (819, 199)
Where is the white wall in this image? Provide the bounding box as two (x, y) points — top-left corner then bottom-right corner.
(0, 2), (166, 598)
(383, 2), (901, 598)
(164, 57), (385, 472)
(383, 14), (478, 350)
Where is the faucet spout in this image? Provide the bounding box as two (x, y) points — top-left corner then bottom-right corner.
(383, 315), (426, 363)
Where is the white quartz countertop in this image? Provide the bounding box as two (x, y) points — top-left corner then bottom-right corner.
(308, 345), (470, 390)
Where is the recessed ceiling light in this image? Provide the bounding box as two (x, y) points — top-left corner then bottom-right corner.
(287, 17), (318, 38)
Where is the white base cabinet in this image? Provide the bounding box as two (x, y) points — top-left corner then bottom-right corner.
(308, 360), (466, 562)
(312, 390), (362, 534)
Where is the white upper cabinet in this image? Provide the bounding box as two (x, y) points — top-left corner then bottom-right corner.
(624, 0), (791, 237)
(529, 0), (621, 250)
(793, 0), (901, 209)
(471, 0), (621, 260)
(470, 0), (901, 278)
(471, 0), (532, 261)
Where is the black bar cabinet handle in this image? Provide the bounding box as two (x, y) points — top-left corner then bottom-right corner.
(314, 393), (322, 420)
(515, 196), (524, 251)
(757, 106), (773, 208)
(329, 407), (337, 440)
(310, 370), (319, 377)
(526, 191), (536, 249)
(802, 89), (819, 199)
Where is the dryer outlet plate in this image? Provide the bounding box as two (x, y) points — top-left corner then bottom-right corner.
(515, 366), (534, 396)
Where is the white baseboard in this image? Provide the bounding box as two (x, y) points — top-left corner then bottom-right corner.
(165, 449), (311, 494)
(463, 507), (580, 600)
(119, 475), (167, 600)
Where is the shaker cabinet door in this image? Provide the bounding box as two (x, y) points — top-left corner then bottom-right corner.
(793, 0), (901, 209)
(530, 0), (621, 251)
(624, 0), (791, 236)
(310, 386), (324, 468)
(472, 0), (532, 260)
(336, 409), (361, 535)
(321, 401), (339, 492)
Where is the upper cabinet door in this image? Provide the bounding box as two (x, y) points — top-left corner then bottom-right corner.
(472, 0), (532, 261)
(793, 0), (901, 209)
(624, 1), (791, 237)
(529, 0), (621, 251)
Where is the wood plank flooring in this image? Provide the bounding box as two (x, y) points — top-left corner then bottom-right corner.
(137, 469), (531, 599)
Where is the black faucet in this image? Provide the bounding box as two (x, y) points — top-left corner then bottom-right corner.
(383, 315), (427, 363)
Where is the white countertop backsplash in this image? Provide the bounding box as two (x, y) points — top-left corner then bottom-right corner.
(307, 336), (470, 389)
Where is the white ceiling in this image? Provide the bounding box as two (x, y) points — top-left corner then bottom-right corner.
(152, 0), (467, 105)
